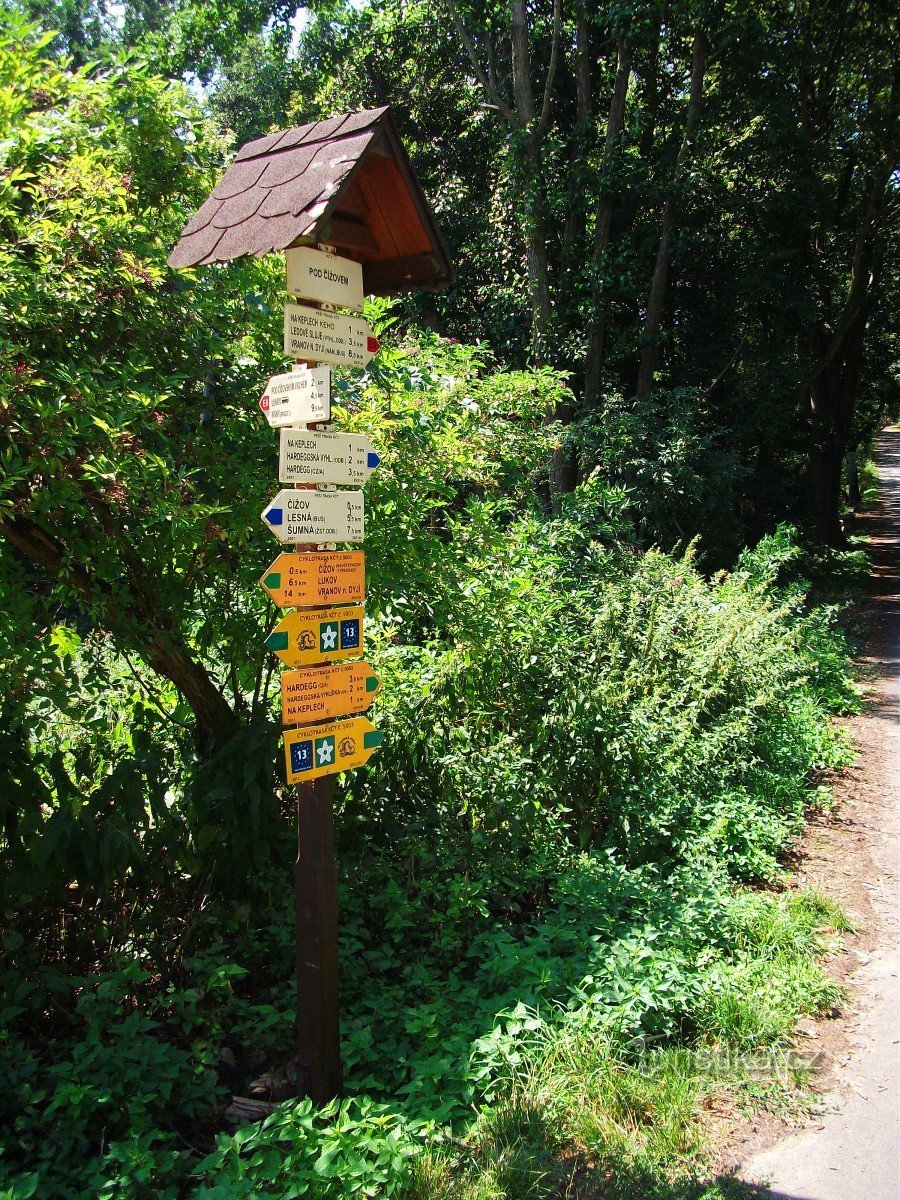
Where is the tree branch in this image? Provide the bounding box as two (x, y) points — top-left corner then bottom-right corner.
(0, 511), (238, 749)
(702, 332), (747, 399)
(443, 0), (518, 125)
(536, 0), (562, 141)
(120, 648), (193, 732)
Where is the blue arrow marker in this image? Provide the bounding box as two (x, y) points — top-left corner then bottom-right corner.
(264, 507), (283, 526)
(366, 451), (380, 469)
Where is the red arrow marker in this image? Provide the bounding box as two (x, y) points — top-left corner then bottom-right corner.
(367, 336), (380, 356)
(259, 394), (270, 412)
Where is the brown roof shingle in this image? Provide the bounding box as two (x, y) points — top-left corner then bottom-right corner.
(168, 106), (454, 294)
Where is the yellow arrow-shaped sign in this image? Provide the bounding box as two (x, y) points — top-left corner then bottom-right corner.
(259, 551), (365, 608)
(265, 606), (364, 667)
(281, 661), (380, 726)
(284, 716), (382, 784)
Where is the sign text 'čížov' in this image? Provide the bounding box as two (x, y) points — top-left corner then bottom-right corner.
(259, 550), (365, 607)
(261, 489), (364, 544)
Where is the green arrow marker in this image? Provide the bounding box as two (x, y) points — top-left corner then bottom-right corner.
(266, 631), (289, 652)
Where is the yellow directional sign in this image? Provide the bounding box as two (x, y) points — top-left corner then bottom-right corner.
(281, 661), (380, 726)
(260, 551), (365, 608)
(265, 605), (364, 667)
(284, 716), (381, 784)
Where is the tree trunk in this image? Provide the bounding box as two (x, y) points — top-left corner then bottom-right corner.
(584, 36), (632, 409)
(805, 428), (845, 543)
(639, 12), (662, 162)
(0, 513), (238, 749)
(805, 311), (870, 542)
(508, 0), (574, 501)
(510, 0), (552, 361)
(845, 450), (860, 509)
(524, 207), (552, 359)
(635, 27), (707, 399)
(803, 152), (891, 543)
(560, 11), (595, 270)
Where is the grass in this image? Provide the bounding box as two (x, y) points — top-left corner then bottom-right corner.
(403, 884), (851, 1200)
(857, 454), (880, 508)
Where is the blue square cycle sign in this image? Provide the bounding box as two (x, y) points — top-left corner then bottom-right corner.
(289, 739), (314, 774)
(340, 618), (360, 650)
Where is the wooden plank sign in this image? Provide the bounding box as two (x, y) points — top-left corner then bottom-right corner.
(279, 429), (380, 486)
(260, 551), (365, 608)
(265, 606), (365, 666)
(281, 661), (380, 725)
(261, 489), (364, 544)
(286, 247), (365, 311)
(284, 716), (382, 784)
(284, 303), (380, 368)
(259, 366), (331, 427)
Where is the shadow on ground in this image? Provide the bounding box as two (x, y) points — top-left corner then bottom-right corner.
(562, 1159), (819, 1200)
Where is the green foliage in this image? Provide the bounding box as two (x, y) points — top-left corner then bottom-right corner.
(572, 389), (746, 561)
(405, 885), (851, 1199)
(0, 965), (222, 1198)
(0, 18), (874, 1200)
(1, 495), (858, 1194)
(357, 521), (852, 885)
(193, 1098), (423, 1199)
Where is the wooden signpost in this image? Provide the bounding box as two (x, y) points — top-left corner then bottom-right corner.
(284, 303), (380, 368)
(260, 551), (365, 608)
(268, 270), (376, 1110)
(281, 661), (380, 725)
(279, 429), (380, 486)
(260, 367), (331, 428)
(261, 489), (365, 544)
(169, 106), (453, 1109)
(265, 606), (365, 667)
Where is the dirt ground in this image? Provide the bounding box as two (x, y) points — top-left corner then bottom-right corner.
(718, 428), (900, 1196)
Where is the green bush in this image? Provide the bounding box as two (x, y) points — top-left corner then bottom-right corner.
(192, 1098), (423, 1199)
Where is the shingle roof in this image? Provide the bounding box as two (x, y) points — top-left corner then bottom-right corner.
(168, 106), (454, 295)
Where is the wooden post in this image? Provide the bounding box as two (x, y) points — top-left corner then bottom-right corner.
(292, 351), (343, 1105)
(295, 774), (343, 1103)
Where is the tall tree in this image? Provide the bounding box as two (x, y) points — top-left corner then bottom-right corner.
(25, 0), (896, 542)
(444, 0), (561, 363)
(790, 1), (899, 540)
(0, 25), (276, 749)
(635, 22), (707, 398)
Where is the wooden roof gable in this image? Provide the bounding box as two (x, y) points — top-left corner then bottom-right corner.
(168, 106), (455, 295)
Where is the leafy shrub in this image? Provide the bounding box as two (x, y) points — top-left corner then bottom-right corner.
(192, 1097), (423, 1199)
